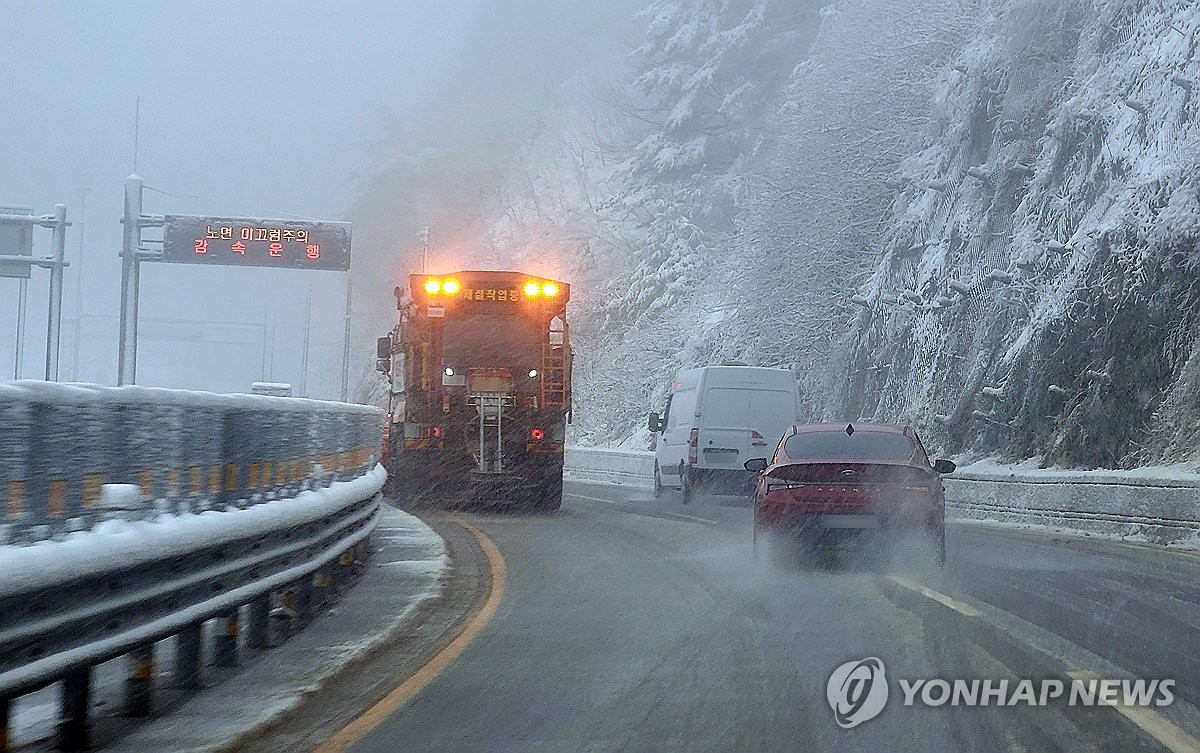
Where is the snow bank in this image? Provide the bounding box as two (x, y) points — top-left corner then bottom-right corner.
(0, 465), (387, 596)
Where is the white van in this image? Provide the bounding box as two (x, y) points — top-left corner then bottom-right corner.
(649, 365), (798, 502)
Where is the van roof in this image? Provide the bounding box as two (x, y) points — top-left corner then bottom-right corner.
(675, 366), (790, 379)
(672, 365), (793, 393)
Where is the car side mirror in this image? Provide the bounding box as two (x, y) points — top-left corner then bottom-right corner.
(933, 459), (956, 474)
(744, 458), (769, 473)
(648, 411), (662, 433)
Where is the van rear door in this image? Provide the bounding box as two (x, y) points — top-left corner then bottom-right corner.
(697, 387), (794, 469)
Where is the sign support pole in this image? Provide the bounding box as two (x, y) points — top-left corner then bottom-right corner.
(14, 279), (27, 379)
(341, 269), (352, 401)
(117, 174), (143, 386)
(44, 204), (67, 381)
(300, 284), (312, 397)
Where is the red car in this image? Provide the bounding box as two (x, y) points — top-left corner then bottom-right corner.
(744, 422), (955, 566)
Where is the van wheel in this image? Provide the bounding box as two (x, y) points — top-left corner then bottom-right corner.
(653, 462), (663, 498)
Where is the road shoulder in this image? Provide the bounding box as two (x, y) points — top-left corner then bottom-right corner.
(99, 503), (465, 753)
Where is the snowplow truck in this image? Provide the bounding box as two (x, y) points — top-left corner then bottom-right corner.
(384, 271), (571, 510)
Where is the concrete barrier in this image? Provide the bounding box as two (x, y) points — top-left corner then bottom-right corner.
(943, 467), (1200, 547)
(564, 446), (654, 488)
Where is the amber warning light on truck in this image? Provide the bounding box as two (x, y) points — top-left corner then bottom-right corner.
(414, 272), (568, 306)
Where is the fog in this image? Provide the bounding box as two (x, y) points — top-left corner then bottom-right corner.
(0, 0), (480, 396)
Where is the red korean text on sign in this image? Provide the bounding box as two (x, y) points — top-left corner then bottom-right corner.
(269, 242), (283, 258)
(232, 241), (246, 255)
(194, 239), (208, 255)
(306, 244), (320, 259)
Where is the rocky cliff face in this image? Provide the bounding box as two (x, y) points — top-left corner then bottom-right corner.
(843, 0), (1200, 468)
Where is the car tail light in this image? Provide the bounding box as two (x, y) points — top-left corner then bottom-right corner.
(688, 428), (699, 465)
(530, 427), (545, 441)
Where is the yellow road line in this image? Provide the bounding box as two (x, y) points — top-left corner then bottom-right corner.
(566, 491), (718, 527)
(887, 575), (983, 618)
(312, 516), (506, 753)
(1069, 671), (1200, 753)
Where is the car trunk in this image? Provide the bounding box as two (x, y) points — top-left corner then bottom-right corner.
(757, 462), (939, 526)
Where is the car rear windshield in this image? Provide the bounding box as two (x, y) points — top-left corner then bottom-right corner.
(784, 430), (915, 461)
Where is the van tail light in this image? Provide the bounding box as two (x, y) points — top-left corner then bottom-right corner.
(530, 427), (545, 441)
(688, 428), (699, 465)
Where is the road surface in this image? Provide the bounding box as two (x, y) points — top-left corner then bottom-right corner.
(257, 481), (1200, 753)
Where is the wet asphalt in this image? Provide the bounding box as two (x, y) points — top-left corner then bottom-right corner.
(327, 481), (1200, 753)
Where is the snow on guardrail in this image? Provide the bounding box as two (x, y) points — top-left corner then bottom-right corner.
(563, 447), (1200, 548)
(944, 460), (1200, 547)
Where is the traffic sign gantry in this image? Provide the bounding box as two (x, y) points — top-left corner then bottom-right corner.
(160, 215), (352, 272)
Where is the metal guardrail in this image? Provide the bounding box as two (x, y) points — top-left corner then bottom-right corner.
(0, 382), (386, 750)
(1, 382), (383, 545)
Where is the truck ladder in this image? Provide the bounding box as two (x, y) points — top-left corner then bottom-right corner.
(540, 317), (568, 409)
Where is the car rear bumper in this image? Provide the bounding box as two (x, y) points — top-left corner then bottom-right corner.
(687, 467), (756, 492)
(755, 504), (943, 539)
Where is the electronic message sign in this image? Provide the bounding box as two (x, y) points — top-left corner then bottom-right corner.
(160, 215), (351, 271)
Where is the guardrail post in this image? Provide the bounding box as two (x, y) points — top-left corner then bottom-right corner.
(337, 549), (354, 591)
(295, 575), (312, 622)
(124, 644), (154, 716)
(212, 611), (240, 667)
(248, 594), (271, 650)
(1, 695), (11, 753)
(57, 667), (91, 751)
(175, 623), (203, 688)
(313, 567), (331, 611)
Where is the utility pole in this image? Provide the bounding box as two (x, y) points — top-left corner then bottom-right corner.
(419, 226), (429, 273)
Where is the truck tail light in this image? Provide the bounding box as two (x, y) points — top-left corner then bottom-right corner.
(432, 426), (442, 439)
(530, 427), (545, 441)
(688, 428), (699, 465)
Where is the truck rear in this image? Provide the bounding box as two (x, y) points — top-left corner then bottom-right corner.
(381, 271), (571, 510)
